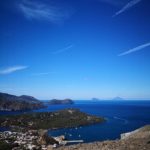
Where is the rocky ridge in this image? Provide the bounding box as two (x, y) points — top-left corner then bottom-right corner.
(0, 92), (45, 111)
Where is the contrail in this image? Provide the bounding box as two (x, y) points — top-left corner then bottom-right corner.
(113, 0), (142, 17)
(118, 42), (150, 56)
(31, 72), (56, 76)
(52, 44), (73, 54)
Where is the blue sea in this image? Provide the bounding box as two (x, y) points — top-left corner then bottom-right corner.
(1, 100), (150, 143)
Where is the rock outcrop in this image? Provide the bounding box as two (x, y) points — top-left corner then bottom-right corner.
(121, 125), (150, 140)
(37, 130), (58, 145)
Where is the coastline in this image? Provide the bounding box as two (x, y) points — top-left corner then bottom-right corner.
(0, 125), (150, 150)
(56, 125), (150, 150)
(0, 108), (104, 130)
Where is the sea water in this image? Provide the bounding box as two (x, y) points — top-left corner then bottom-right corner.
(46, 100), (150, 142)
(1, 100), (150, 143)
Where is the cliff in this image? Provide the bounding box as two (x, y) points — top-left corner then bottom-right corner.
(0, 92), (45, 111)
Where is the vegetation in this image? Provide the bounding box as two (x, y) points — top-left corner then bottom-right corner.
(0, 109), (104, 130)
(0, 141), (12, 150)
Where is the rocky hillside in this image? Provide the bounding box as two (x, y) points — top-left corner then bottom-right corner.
(0, 92), (45, 111)
(49, 99), (74, 105)
(57, 125), (150, 150)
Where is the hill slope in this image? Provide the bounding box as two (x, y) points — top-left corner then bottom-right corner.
(0, 92), (45, 111)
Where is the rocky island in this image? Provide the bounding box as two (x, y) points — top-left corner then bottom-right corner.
(49, 99), (74, 105)
(112, 97), (124, 100)
(0, 92), (45, 111)
(92, 98), (100, 101)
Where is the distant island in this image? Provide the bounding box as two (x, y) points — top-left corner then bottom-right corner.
(0, 108), (104, 130)
(92, 98), (100, 101)
(0, 92), (45, 111)
(112, 97), (124, 100)
(49, 99), (74, 105)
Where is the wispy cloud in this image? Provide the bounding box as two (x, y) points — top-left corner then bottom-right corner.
(52, 44), (73, 54)
(31, 72), (55, 76)
(0, 66), (28, 75)
(113, 0), (142, 17)
(118, 42), (150, 56)
(18, 0), (72, 23)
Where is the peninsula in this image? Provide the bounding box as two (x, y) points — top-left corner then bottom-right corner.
(0, 108), (104, 130)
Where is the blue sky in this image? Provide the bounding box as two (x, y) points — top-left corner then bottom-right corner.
(0, 0), (150, 100)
